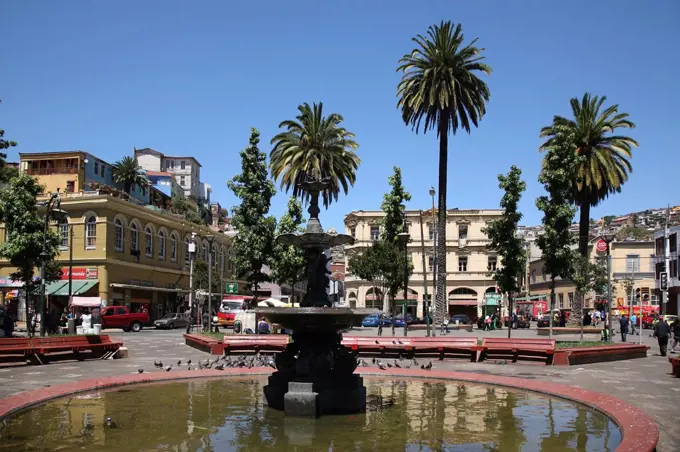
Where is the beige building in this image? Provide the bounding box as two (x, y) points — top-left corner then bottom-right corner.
(528, 238), (657, 312)
(344, 208), (503, 318)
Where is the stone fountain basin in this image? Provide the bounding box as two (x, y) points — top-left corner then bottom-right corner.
(276, 233), (355, 249)
(255, 307), (378, 333)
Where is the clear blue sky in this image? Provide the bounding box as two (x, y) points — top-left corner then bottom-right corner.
(2, 1), (678, 231)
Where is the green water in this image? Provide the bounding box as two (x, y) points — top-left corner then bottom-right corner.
(0, 378), (620, 451)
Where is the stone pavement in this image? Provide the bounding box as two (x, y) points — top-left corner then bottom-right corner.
(0, 326), (678, 451)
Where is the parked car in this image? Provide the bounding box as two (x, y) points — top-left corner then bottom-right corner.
(154, 312), (187, 329)
(449, 314), (472, 325)
(100, 306), (149, 332)
(393, 314), (415, 327)
(362, 314), (380, 327)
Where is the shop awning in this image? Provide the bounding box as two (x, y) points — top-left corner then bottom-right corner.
(71, 296), (101, 307)
(44, 281), (68, 295)
(448, 300), (477, 306)
(53, 281), (98, 296)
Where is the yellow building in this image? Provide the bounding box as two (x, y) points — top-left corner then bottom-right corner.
(528, 238), (657, 311)
(344, 208), (503, 318)
(0, 193), (234, 321)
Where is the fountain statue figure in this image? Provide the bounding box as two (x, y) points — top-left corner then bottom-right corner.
(257, 177), (377, 418)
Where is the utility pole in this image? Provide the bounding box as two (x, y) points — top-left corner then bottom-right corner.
(429, 187), (437, 337)
(67, 225), (74, 311)
(419, 210), (431, 337)
(188, 232), (197, 331)
(206, 236), (217, 333)
(663, 205), (670, 315)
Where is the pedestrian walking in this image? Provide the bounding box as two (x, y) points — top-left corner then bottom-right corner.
(630, 313), (637, 335)
(377, 313), (383, 337)
(619, 315), (629, 342)
(440, 316), (449, 334)
(653, 317), (671, 357)
(671, 319), (680, 353)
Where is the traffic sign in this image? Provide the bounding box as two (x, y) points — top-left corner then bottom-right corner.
(225, 282), (238, 294)
(660, 272), (668, 291)
(596, 239), (607, 253)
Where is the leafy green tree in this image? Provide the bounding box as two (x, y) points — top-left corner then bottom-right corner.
(192, 258), (223, 295)
(228, 128), (277, 303)
(271, 197), (307, 305)
(347, 241), (394, 311)
(483, 166), (526, 338)
(397, 21), (492, 323)
(572, 254), (608, 334)
(168, 196), (204, 225)
(0, 99), (18, 183)
(540, 93), (638, 258)
(111, 155), (150, 195)
(0, 175), (63, 311)
(379, 166), (413, 334)
(270, 102), (360, 207)
(536, 125), (578, 332)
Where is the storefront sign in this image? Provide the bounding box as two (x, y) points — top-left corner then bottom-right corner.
(225, 282), (238, 294)
(596, 239), (607, 253)
(129, 279), (153, 287)
(0, 276), (39, 287)
(60, 268), (98, 280)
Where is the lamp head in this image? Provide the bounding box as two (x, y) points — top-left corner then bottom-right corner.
(429, 187), (435, 197)
(397, 231), (411, 245)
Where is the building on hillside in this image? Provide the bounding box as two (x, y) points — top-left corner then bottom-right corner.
(0, 193), (236, 322)
(134, 148), (203, 201)
(146, 171), (184, 199)
(19, 151), (149, 203)
(528, 238), (656, 313)
(344, 208), (503, 319)
(653, 225), (680, 315)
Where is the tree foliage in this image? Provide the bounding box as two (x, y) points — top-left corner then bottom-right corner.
(228, 128), (277, 301)
(539, 93), (638, 257)
(380, 166), (412, 243)
(270, 102), (360, 207)
(0, 99), (18, 183)
(111, 155), (150, 195)
(168, 196), (204, 225)
(572, 254), (608, 323)
(271, 197), (307, 303)
(397, 20), (492, 323)
(483, 166), (526, 335)
(0, 175), (63, 298)
(192, 258), (223, 295)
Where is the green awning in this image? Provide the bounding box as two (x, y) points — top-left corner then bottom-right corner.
(44, 281), (68, 295)
(53, 280), (99, 296)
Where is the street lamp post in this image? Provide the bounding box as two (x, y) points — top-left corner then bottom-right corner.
(39, 191), (67, 337)
(601, 233), (616, 342)
(188, 232), (197, 332)
(206, 235), (217, 333)
(429, 186), (437, 337)
(398, 227), (411, 337)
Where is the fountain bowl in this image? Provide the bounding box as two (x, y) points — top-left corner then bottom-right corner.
(255, 307), (378, 333)
(276, 232), (355, 249)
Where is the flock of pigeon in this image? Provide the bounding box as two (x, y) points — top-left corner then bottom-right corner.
(358, 356), (433, 371)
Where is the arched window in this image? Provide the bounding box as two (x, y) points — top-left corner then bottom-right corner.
(202, 240), (208, 262)
(145, 227), (153, 257)
(85, 216), (97, 249)
(184, 238), (191, 266)
(58, 219), (69, 250)
(220, 247), (225, 272)
(170, 234), (177, 262)
(114, 219), (124, 251)
(130, 223), (139, 252)
(212, 245), (217, 268)
(158, 230), (166, 260)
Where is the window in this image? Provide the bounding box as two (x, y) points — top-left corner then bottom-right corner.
(458, 224), (468, 239)
(158, 231), (166, 259)
(221, 248), (225, 271)
(180, 176), (186, 186)
(350, 227), (356, 238)
(114, 219), (124, 251)
(370, 226), (379, 241)
(458, 256), (468, 272)
(488, 256), (497, 271)
(203, 241), (208, 262)
(626, 255), (640, 273)
(145, 227), (153, 257)
(212, 245), (217, 268)
(101, 165), (106, 178)
(66, 180), (75, 192)
(558, 293), (564, 309)
(170, 235), (177, 261)
(94, 161), (99, 175)
(59, 221), (69, 249)
(130, 223), (139, 252)
(671, 259), (678, 278)
(428, 255), (435, 271)
(428, 224), (435, 240)
(184, 239), (190, 266)
(531, 269), (536, 283)
(181, 160), (186, 169)
(85, 216), (96, 248)
(568, 292), (574, 308)
(671, 233), (677, 253)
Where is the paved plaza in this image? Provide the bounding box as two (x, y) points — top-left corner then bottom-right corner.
(0, 326), (677, 450)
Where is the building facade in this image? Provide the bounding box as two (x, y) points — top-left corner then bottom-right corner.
(528, 238), (657, 312)
(147, 171), (184, 199)
(0, 194), (234, 322)
(653, 225), (680, 315)
(19, 151), (148, 203)
(344, 209), (503, 319)
(135, 148), (202, 200)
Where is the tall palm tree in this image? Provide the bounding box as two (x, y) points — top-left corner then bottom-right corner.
(270, 102), (360, 207)
(111, 156), (150, 196)
(540, 93), (638, 257)
(397, 21), (491, 323)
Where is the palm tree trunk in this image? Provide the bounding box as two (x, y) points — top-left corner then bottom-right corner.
(435, 119), (448, 325)
(578, 197), (590, 257)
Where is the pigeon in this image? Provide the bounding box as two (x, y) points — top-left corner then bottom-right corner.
(393, 361), (401, 368)
(214, 363), (225, 371)
(198, 361), (205, 370)
(412, 358), (419, 366)
(377, 362), (387, 370)
(386, 362), (393, 368)
(137, 369), (144, 374)
(165, 365), (172, 372)
(404, 362), (411, 369)
(371, 357), (376, 364)
(375, 340), (380, 345)
(154, 361), (163, 368)
(422, 361), (432, 371)
(104, 417), (117, 429)
(187, 359), (192, 366)
(360, 359), (369, 367)
(187, 366), (192, 371)
(392, 340), (397, 345)
(177, 360), (182, 366)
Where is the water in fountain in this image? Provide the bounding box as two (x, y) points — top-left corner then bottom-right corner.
(256, 179), (377, 417)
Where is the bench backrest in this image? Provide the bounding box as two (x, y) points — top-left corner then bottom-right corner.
(224, 336), (289, 345)
(32, 335), (108, 346)
(482, 338), (555, 348)
(0, 338), (32, 349)
(409, 337), (477, 346)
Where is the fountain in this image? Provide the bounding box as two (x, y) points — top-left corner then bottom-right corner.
(256, 178), (376, 417)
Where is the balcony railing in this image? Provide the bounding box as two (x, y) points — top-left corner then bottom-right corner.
(26, 167), (79, 175)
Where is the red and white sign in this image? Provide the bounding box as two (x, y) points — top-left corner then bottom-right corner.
(60, 267), (98, 280)
(596, 239), (607, 253)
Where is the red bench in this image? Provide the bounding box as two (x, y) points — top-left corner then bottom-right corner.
(32, 335), (122, 363)
(669, 357), (680, 377)
(341, 336), (478, 361)
(0, 338), (33, 363)
(480, 338), (555, 365)
(223, 335), (290, 354)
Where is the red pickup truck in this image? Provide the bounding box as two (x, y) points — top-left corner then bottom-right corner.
(100, 306), (149, 332)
